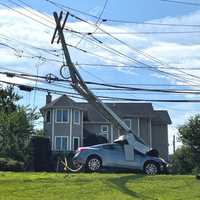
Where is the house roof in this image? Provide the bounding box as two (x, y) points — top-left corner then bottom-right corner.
(40, 95), (171, 124)
(79, 103), (171, 124)
(40, 95), (83, 111)
(152, 110), (172, 124)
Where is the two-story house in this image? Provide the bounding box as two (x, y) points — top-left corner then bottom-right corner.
(40, 94), (171, 160)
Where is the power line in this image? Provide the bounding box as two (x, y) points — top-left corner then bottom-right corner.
(68, 12), (200, 83)
(3, 70), (200, 95)
(0, 1), (54, 29)
(82, 30), (200, 35)
(9, 0), (55, 25)
(77, 63), (200, 70)
(2, 78), (200, 103)
(64, 26), (195, 84)
(44, 0), (200, 28)
(3, 0), (198, 85)
(160, 0), (200, 7)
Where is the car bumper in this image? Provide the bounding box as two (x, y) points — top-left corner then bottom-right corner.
(72, 153), (86, 166)
(160, 163), (169, 173)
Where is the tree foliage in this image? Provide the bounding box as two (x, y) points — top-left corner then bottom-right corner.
(178, 114), (200, 167)
(171, 114), (200, 174)
(171, 146), (195, 174)
(0, 86), (39, 162)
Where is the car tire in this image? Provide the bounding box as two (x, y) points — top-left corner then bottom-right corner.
(85, 155), (102, 172)
(143, 161), (160, 175)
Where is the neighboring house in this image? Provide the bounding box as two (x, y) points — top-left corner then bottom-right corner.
(40, 94), (171, 160)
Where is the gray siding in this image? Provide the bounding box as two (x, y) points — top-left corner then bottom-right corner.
(44, 108), (83, 151)
(152, 123), (169, 160)
(140, 118), (150, 145)
(83, 123), (112, 141)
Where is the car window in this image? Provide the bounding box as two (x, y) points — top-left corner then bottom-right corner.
(103, 144), (122, 150)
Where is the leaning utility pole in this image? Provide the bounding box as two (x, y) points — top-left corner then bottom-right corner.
(51, 11), (150, 156)
(51, 11), (136, 137)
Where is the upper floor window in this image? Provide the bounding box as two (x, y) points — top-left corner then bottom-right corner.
(55, 136), (68, 151)
(124, 119), (132, 129)
(45, 110), (51, 123)
(56, 109), (69, 123)
(73, 110), (80, 125)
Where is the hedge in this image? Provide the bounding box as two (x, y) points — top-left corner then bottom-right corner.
(28, 136), (53, 172)
(0, 157), (24, 171)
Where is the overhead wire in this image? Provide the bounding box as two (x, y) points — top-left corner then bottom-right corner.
(160, 0), (200, 6)
(0, 1), (54, 29)
(44, 0), (200, 28)
(1, 1), (199, 85)
(67, 12), (200, 84)
(2, 78), (200, 103)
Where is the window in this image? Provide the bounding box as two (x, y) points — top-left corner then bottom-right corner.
(73, 110), (80, 125)
(73, 137), (80, 150)
(55, 136), (68, 151)
(56, 109), (62, 122)
(56, 109), (69, 123)
(63, 109), (69, 122)
(45, 110), (51, 123)
(101, 125), (109, 133)
(124, 119), (132, 129)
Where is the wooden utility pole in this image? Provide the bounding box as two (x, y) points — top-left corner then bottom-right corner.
(51, 11), (134, 134)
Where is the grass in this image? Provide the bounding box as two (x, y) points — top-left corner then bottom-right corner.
(0, 172), (199, 200)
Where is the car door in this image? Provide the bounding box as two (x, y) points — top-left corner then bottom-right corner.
(102, 144), (127, 168)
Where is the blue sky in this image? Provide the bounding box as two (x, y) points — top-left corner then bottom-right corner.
(1, 0), (200, 153)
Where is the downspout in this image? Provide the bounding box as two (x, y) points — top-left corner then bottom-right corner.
(69, 108), (73, 150)
(111, 124), (114, 143)
(52, 109), (55, 150)
(149, 119), (152, 148)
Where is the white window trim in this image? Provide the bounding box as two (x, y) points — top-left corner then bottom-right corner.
(73, 110), (80, 125)
(124, 119), (132, 129)
(55, 109), (69, 123)
(101, 125), (109, 133)
(73, 137), (80, 151)
(55, 136), (69, 151)
(45, 110), (51, 124)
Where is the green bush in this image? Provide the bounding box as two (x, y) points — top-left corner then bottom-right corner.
(171, 146), (195, 174)
(0, 157), (24, 171)
(28, 136), (53, 172)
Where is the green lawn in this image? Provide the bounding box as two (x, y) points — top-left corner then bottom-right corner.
(0, 172), (199, 200)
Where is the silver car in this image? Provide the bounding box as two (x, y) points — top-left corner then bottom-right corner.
(73, 141), (168, 175)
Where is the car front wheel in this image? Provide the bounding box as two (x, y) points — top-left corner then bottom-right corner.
(143, 161), (160, 175)
(86, 156), (102, 172)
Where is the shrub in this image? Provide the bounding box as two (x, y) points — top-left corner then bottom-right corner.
(0, 157), (24, 171)
(28, 136), (52, 172)
(171, 146), (195, 174)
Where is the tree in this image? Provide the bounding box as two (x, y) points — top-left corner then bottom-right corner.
(178, 114), (200, 168)
(0, 86), (39, 162)
(171, 146), (195, 174)
(0, 86), (21, 112)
